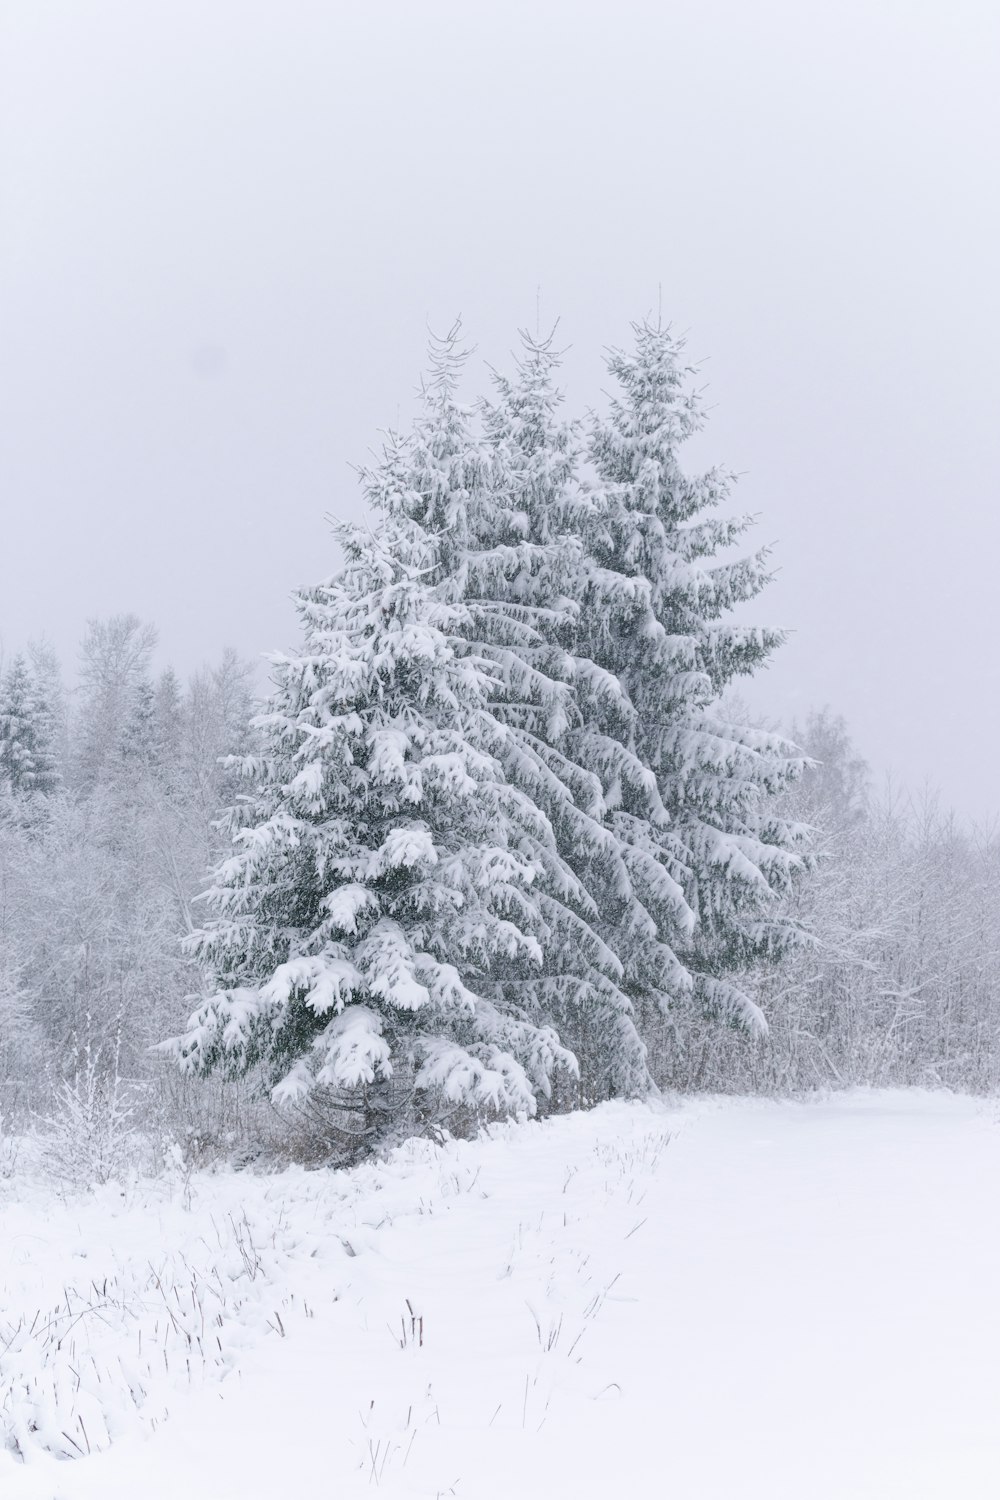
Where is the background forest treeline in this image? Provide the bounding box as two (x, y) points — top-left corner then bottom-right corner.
(0, 619), (257, 1148)
(2, 619), (998, 1160)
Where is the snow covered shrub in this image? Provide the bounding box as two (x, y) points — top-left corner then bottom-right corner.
(40, 1039), (141, 1187)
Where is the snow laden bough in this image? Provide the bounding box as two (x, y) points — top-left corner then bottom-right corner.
(164, 509), (597, 1146)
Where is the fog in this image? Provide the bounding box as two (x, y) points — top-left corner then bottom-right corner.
(2, 0), (997, 817)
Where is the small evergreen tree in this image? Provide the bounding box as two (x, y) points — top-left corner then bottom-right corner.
(28, 638), (69, 777)
(75, 615), (157, 791)
(118, 679), (157, 775)
(0, 655), (60, 802)
(153, 668), (182, 755)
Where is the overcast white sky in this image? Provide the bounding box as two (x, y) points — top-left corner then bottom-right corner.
(1, 1), (997, 817)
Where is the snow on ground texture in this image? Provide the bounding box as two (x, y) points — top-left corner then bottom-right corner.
(4, 1091), (1000, 1498)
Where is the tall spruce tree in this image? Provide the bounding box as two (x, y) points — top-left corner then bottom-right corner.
(584, 320), (809, 1032)
(167, 499), (592, 1137)
(388, 329), (659, 1097)
(168, 318), (810, 1130)
(477, 331), (697, 1091)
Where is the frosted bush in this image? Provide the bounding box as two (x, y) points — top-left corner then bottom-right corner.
(39, 1043), (141, 1188)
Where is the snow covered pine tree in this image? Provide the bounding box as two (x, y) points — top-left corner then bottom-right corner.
(0, 654), (60, 807)
(167, 493), (590, 1146)
(382, 328), (660, 1101)
(168, 318), (810, 1141)
(478, 330), (706, 1095)
(584, 320), (810, 1046)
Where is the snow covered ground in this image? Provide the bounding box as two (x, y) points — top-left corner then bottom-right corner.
(4, 1091), (1000, 1499)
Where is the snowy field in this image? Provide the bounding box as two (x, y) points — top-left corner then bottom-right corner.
(3, 1091), (1000, 1499)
